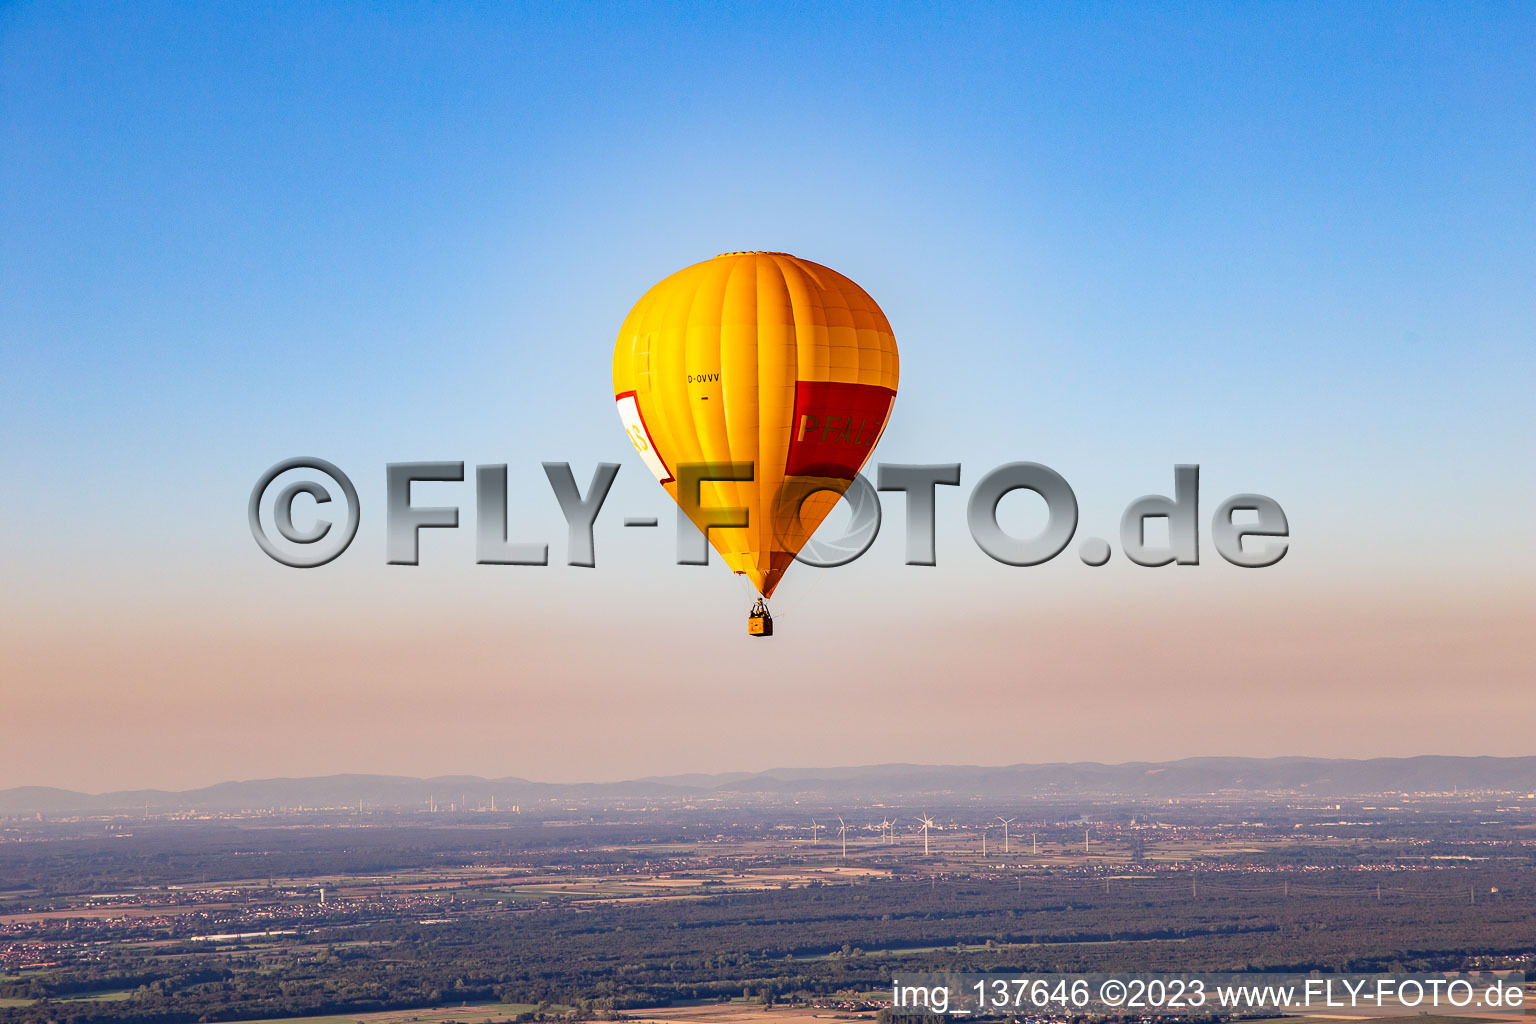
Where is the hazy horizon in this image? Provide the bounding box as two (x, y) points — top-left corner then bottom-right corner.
(8, 751), (1536, 812)
(9, 746), (1536, 798)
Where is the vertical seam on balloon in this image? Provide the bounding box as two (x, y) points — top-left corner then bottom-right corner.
(658, 264), (710, 517)
(716, 254), (753, 572)
(686, 255), (741, 568)
(755, 255), (793, 581)
(742, 254), (768, 577)
(767, 252), (808, 589)
(770, 253), (831, 597)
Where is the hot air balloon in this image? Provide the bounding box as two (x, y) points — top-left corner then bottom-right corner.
(612, 252), (899, 633)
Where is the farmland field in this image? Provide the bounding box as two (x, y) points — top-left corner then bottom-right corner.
(2, 796), (1534, 1023)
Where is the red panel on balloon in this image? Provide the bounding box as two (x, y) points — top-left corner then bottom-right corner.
(785, 382), (896, 480)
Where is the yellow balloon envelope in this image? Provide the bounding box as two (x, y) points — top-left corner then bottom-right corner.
(612, 252), (899, 599)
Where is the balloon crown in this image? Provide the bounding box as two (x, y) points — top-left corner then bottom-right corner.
(715, 250), (791, 257)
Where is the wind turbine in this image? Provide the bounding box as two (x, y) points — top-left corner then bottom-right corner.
(810, 819), (824, 844)
(997, 816), (1016, 853)
(837, 817), (849, 860)
(916, 814), (935, 856)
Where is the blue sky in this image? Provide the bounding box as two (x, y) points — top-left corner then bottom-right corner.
(1, 3), (1532, 788)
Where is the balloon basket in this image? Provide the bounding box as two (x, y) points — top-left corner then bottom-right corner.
(747, 613), (773, 637)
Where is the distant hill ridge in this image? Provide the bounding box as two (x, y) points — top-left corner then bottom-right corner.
(2, 756), (1535, 814)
